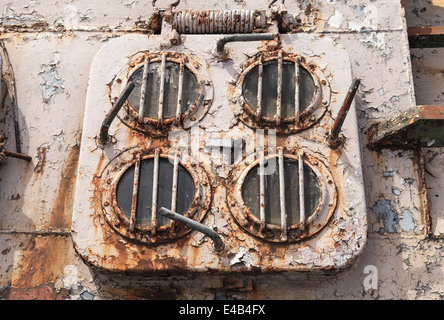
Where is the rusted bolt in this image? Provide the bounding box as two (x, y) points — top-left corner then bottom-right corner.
(266, 40), (279, 51)
(169, 29), (181, 46)
(104, 201), (109, 206)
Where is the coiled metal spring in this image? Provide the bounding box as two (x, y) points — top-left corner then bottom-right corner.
(173, 10), (266, 34)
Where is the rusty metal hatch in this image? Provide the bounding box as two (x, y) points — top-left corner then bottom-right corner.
(72, 3), (367, 274)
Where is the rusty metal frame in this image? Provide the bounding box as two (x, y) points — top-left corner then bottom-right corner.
(368, 105), (444, 148)
(230, 51), (330, 135)
(111, 51), (214, 138)
(100, 146), (212, 245)
(226, 147), (337, 243)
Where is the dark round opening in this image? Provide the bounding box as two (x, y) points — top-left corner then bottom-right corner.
(242, 60), (315, 119)
(242, 157), (321, 225)
(127, 61), (199, 119)
(116, 157), (195, 227)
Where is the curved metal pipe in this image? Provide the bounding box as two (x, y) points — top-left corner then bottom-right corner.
(213, 33), (274, 58)
(99, 82), (135, 145)
(158, 207), (225, 252)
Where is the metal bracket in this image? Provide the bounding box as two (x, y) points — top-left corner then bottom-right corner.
(368, 105), (444, 148)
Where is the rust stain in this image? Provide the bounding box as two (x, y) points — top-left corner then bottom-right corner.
(33, 147), (47, 174)
(46, 144), (81, 230)
(416, 149), (432, 237)
(12, 235), (73, 288)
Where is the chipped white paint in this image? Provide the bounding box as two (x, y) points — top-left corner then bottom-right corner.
(0, 0), (443, 300)
(328, 10), (343, 29)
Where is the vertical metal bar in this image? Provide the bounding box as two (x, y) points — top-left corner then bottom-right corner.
(171, 150), (180, 213)
(294, 57), (300, 126)
(276, 51), (283, 125)
(138, 57), (150, 124)
(151, 149), (160, 234)
(158, 53), (167, 125)
(259, 151), (266, 231)
(176, 58), (185, 122)
(278, 148), (287, 241)
(299, 152), (305, 231)
(256, 58), (263, 121)
(130, 154), (141, 231)
(327, 79), (361, 148)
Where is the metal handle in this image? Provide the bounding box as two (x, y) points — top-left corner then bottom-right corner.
(98, 82), (135, 145)
(158, 207), (225, 252)
(213, 33), (275, 58)
(327, 79), (361, 149)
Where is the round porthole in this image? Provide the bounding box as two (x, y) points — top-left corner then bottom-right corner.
(230, 51), (330, 134)
(111, 51), (213, 137)
(227, 147), (337, 242)
(100, 147), (212, 244)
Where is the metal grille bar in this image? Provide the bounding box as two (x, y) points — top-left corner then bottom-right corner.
(158, 53), (167, 124)
(294, 57), (301, 126)
(276, 51), (283, 125)
(259, 152), (266, 231)
(256, 58), (263, 121)
(151, 148), (160, 234)
(299, 152), (305, 230)
(176, 59), (185, 122)
(278, 148), (287, 241)
(130, 154), (141, 231)
(138, 57), (150, 124)
(171, 150), (180, 213)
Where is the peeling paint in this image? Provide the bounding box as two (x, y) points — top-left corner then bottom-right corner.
(372, 199), (398, 233)
(0, 0), (443, 301)
(39, 53), (64, 103)
(399, 209), (415, 231)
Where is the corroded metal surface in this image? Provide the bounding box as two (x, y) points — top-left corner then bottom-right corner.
(5, 0), (436, 300)
(71, 31), (366, 274)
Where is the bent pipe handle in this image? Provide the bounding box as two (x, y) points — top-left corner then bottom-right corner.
(215, 33), (275, 57)
(99, 82), (135, 145)
(158, 207), (225, 252)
